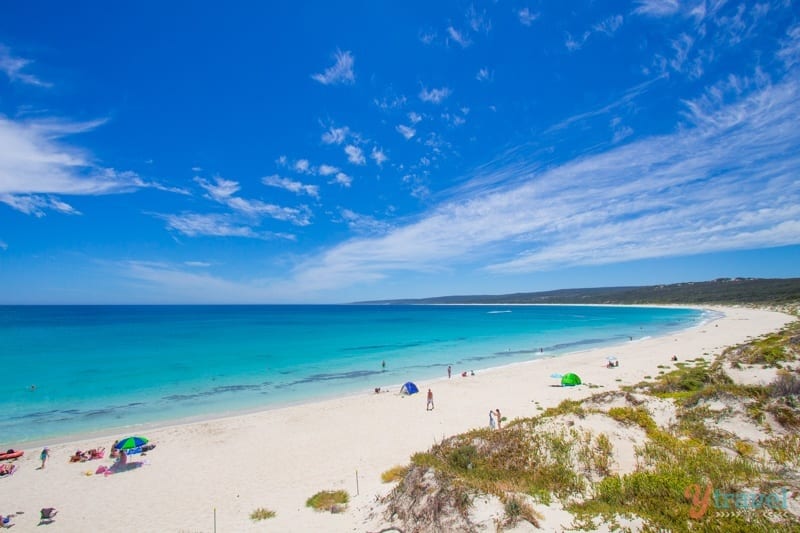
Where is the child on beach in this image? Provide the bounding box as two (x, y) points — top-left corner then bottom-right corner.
(495, 408), (502, 430)
(40, 447), (49, 469)
(489, 410), (495, 429)
(426, 389), (434, 411)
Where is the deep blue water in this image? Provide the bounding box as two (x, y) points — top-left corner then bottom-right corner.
(0, 305), (707, 445)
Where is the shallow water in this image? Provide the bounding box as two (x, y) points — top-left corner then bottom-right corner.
(0, 304), (706, 445)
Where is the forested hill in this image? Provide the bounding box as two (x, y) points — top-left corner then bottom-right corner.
(355, 278), (800, 305)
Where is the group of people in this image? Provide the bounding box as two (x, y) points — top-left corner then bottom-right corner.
(69, 447), (105, 463)
(447, 365), (475, 379)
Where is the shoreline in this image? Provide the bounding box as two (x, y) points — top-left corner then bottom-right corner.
(0, 305), (793, 532)
(5, 304), (707, 449)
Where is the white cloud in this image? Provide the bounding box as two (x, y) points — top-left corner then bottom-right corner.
(408, 111), (422, 123)
(0, 194), (80, 217)
(419, 86), (451, 104)
(371, 147), (388, 166)
(158, 213), (268, 239)
(0, 240), (7, 251)
(184, 261), (211, 267)
(344, 145), (365, 165)
(396, 124), (416, 140)
(518, 8), (539, 26)
(311, 49), (355, 86)
(476, 67), (492, 82)
(419, 31), (437, 45)
(374, 94), (407, 111)
(294, 159), (311, 174)
(318, 164), (339, 176)
(340, 208), (392, 234)
(0, 116), (173, 216)
(633, 0), (680, 17)
(0, 45), (51, 87)
(566, 15), (624, 51)
(778, 23), (800, 69)
(447, 26), (471, 48)
(194, 176), (312, 226)
(262, 174), (320, 198)
(467, 5), (491, 34)
(282, 74), (800, 291)
(321, 125), (349, 144)
(332, 172), (352, 187)
(594, 15), (624, 35)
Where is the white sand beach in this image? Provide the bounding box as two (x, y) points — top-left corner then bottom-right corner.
(0, 306), (794, 532)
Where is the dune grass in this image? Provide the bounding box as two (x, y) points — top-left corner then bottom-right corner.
(306, 490), (349, 511)
(249, 507), (276, 521)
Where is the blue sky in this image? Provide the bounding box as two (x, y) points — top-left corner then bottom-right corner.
(0, 1), (798, 304)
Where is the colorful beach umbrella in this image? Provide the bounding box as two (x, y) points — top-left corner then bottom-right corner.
(114, 436), (148, 450)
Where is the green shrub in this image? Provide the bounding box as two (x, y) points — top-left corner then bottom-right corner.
(249, 507), (276, 521)
(381, 465), (409, 483)
(306, 490), (349, 511)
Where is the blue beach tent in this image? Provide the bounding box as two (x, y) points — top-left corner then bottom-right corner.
(400, 382), (419, 395)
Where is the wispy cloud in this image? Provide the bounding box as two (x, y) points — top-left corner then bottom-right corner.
(194, 176), (312, 226)
(419, 30), (437, 45)
(396, 124), (416, 140)
(311, 49), (355, 86)
(546, 74), (667, 133)
(121, 261), (299, 303)
(262, 174), (320, 198)
(321, 124), (350, 144)
(0, 45), (51, 87)
(467, 5), (491, 34)
(344, 145), (365, 165)
(0, 194), (80, 217)
(283, 74), (800, 292)
(184, 261), (211, 267)
(0, 240), (7, 251)
(0, 116), (176, 216)
(566, 15), (624, 51)
(518, 8), (539, 26)
(294, 159), (312, 174)
(419, 86), (451, 104)
(158, 213), (269, 239)
(339, 208), (392, 235)
(447, 26), (471, 48)
(408, 111), (423, 123)
(778, 23), (800, 69)
(633, 0), (680, 17)
(476, 67), (492, 82)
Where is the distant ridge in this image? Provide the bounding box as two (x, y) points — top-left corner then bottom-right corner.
(354, 278), (800, 305)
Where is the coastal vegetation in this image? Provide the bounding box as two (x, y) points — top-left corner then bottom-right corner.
(306, 490), (349, 512)
(359, 277), (800, 305)
(249, 507), (276, 521)
(377, 307), (800, 532)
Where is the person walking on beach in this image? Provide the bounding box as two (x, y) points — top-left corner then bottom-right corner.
(40, 447), (49, 469)
(427, 389), (434, 411)
(495, 408), (502, 430)
(489, 410), (495, 429)
(447, 365), (452, 379)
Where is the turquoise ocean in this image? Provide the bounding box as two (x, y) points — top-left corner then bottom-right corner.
(0, 305), (709, 446)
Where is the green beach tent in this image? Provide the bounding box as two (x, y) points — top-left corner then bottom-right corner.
(561, 373), (582, 386)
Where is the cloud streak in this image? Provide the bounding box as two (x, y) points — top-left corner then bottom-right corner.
(0, 116), (178, 216)
(311, 50), (355, 85)
(0, 45), (51, 87)
(284, 73), (800, 292)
